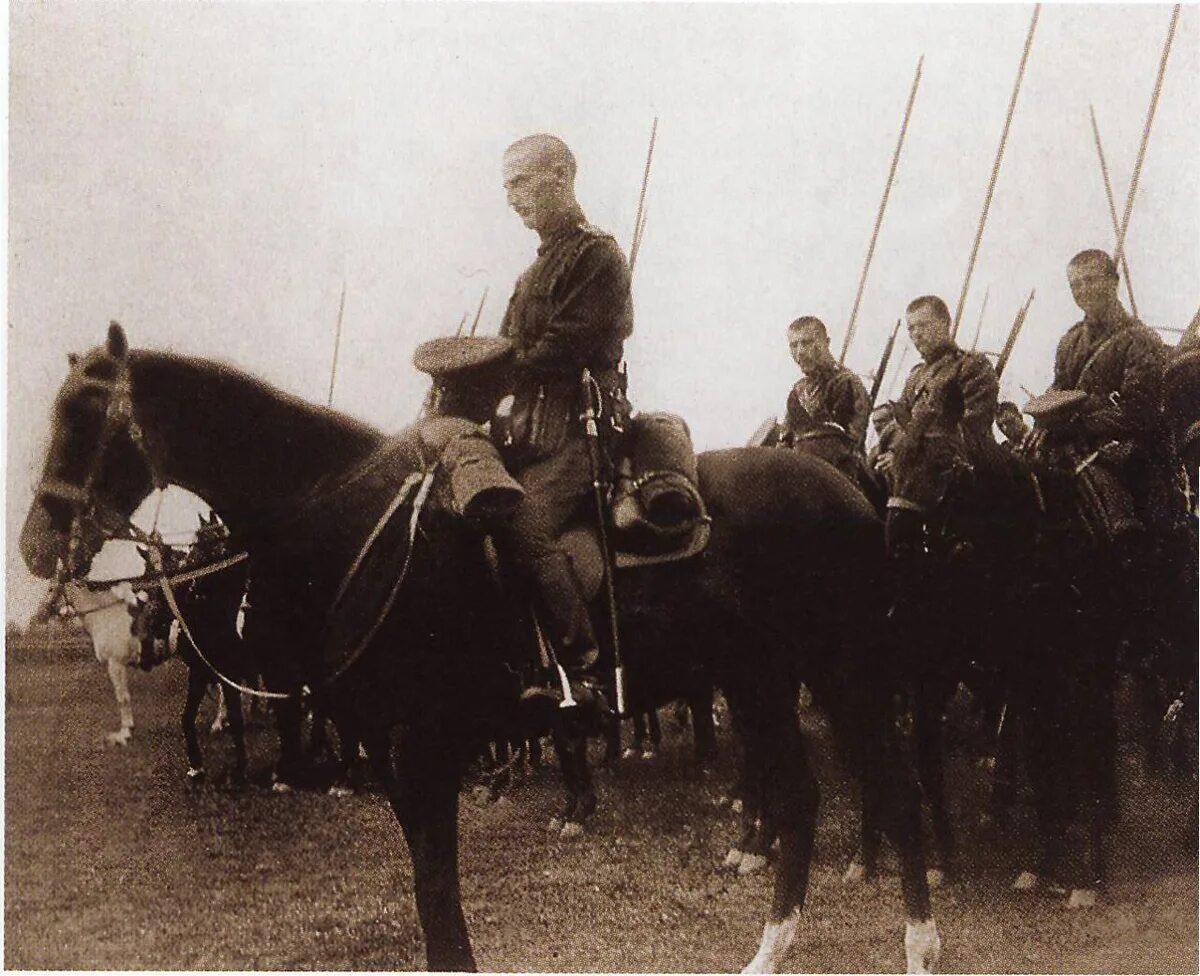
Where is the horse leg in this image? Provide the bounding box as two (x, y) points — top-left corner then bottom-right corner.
(1071, 653), (1118, 908)
(369, 731), (476, 972)
(182, 668), (208, 780)
(740, 694), (820, 973)
(105, 655), (134, 746)
(210, 684), (229, 735)
(551, 720), (595, 836)
(691, 683), (718, 770)
(643, 707), (661, 759)
(225, 685), (247, 786)
(914, 681), (956, 885)
(271, 698), (309, 791)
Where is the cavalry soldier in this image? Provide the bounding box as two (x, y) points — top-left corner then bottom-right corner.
(1025, 249), (1170, 545)
(780, 316), (871, 485)
(494, 133), (633, 688)
(875, 295), (1001, 558)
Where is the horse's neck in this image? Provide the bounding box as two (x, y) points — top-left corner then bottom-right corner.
(130, 352), (383, 528)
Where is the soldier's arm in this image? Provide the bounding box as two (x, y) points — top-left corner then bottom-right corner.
(515, 237), (631, 373)
(830, 372), (871, 444)
(959, 353), (1000, 439)
(1081, 332), (1165, 441)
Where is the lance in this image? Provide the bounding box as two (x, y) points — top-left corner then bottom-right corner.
(841, 55), (924, 365)
(953, 4), (1041, 337)
(969, 286), (991, 353)
(468, 286), (489, 337)
(454, 311), (469, 338)
(628, 117), (658, 279)
(996, 288), (1036, 379)
(861, 319), (902, 447)
(1088, 106), (1139, 319)
(1113, 3), (1181, 280)
(326, 279), (347, 408)
(886, 345), (911, 401)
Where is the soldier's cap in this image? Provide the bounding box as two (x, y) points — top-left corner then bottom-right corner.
(1022, 389), (1088, 421)
(412, 336), (514, 378)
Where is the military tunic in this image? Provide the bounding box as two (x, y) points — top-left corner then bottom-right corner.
(781, 363), (872, 489)
(496, 206), (632, 664)
(895, 343), (999, 456)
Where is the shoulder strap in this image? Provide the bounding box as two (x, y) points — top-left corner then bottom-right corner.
(1075, 330), (1126, 390)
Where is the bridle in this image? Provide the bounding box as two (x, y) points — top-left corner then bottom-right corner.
(38, 349), (438, 703)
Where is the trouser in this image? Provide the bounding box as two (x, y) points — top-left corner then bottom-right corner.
(505, 438), (598, 667)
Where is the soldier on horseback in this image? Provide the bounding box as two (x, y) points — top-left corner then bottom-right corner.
(875, 294), (1001, 558)
(780, 316), (871, 486)
(494, 133), (633, 688)
(1023, 249), (1172, 547)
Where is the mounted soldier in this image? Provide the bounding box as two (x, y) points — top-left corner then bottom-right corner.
(779, 316), (872, 491)
(1023, 249), (1172, 549)
(493, 133), (633, 690)
(875, 294), (1002, 559)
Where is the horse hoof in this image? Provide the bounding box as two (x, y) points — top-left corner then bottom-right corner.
(547, 816), (563, 833)
(722, 848), (745, 871)
(926, 868), (946, 889)
(560, 820), (584, 840)
(620, 747), (636, 760)
(738, 853), (769, 877)
(185, 767), (205, 782)
(1067, 888), (1098, 910)
(641, 748), (657, 761)
(843, 861), (868, 885)
(328, 784), (354, 799)
(904, 918), (942, 975)
(471, 784), (492, 806)
(1012, 870), (1039, 892)
(730, 798), (744, 815)
(271, 780), (294, 794)
(106, 729), (132, 747)
(714, 794), (730, 808)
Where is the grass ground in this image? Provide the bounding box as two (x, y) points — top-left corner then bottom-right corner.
(5, 651), (1197, 972)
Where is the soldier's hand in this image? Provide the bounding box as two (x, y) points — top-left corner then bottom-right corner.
(874, 451), (895, 475)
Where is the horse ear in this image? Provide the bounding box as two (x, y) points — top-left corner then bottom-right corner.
(67, 352), (79, 367)
(107, 321), (128, 361)
(136, 545), (147, 560)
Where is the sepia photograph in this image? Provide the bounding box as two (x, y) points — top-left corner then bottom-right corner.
(6, 2), (1198, 972)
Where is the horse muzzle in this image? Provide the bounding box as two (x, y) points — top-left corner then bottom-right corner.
(19, 501), (66, 579)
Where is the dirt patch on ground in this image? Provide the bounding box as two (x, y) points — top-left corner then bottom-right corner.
(5, 655), (1197, 971)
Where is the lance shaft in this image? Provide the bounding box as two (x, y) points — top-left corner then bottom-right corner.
(327, 279), (347, 407)
(1113, 3), (1181, 279)
(997, 288), (1036, 379)
(862, 319), (902, 448)
(970, 286), (991, 353)
(1088, 105), (1139, 319)
(953, 4), (1040, 337)
(469, 286), (489, 337)
(629, 117), (658, 279)
(841, 56), (923, 366)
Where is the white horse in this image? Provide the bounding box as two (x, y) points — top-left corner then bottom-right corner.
(61, 581), (144, 746)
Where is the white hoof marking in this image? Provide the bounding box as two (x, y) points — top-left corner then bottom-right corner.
(1012, 870), (1039, 892)
(926, 868), (946, 889)
(730, 798), (744, 815)
(547, 816), (563, 833)
(106, 728), (132, 747)
(560, 820), (584, 840)
(743, 908), (801, 973)
(621, 747), (637, 760)
(723, 848), (745, 870)
(1067, 888), (1097, 910)
(738, 852), (769, 877)
(905, 918), (942, 974)
(185, 767), (204, 780)
(271, 780), (293, 794)
(328, 785), (354, 799)
(843, 861), (867, 885)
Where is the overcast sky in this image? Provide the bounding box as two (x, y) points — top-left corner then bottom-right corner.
(7, 2), (1198, 623)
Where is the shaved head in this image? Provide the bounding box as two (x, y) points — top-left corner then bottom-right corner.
(504, 134), (577, 183)
(1068, 249), (1118, 279)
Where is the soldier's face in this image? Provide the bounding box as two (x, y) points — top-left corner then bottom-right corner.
(1068, 263), (1119, 316)
(503, 149), (565, 232)
(906, 307), (949, 360)
(788, 327), (828, 373)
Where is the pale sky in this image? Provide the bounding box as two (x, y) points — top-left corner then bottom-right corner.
(7, 3), (1199, 623)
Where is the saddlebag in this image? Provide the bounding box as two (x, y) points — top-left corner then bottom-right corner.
(612, 412), (704, 545)
(417, 417), (524, 520)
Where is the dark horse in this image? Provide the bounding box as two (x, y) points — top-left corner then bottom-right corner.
(21, 324), (941, 973)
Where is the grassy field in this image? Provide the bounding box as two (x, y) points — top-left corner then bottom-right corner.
(5, 651), (1197, 972)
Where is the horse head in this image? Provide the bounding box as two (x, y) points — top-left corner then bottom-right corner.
(21, 322), (160, 579)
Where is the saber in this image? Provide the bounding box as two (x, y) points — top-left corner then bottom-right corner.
(996, 288), (1036, 379)
(841, 55), (924, 365)
(581, 368), (626, 716)
(953, 4), (1041, 336)
(1113, 3), (1181, 279)
(1088, 106), (1139, 319)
